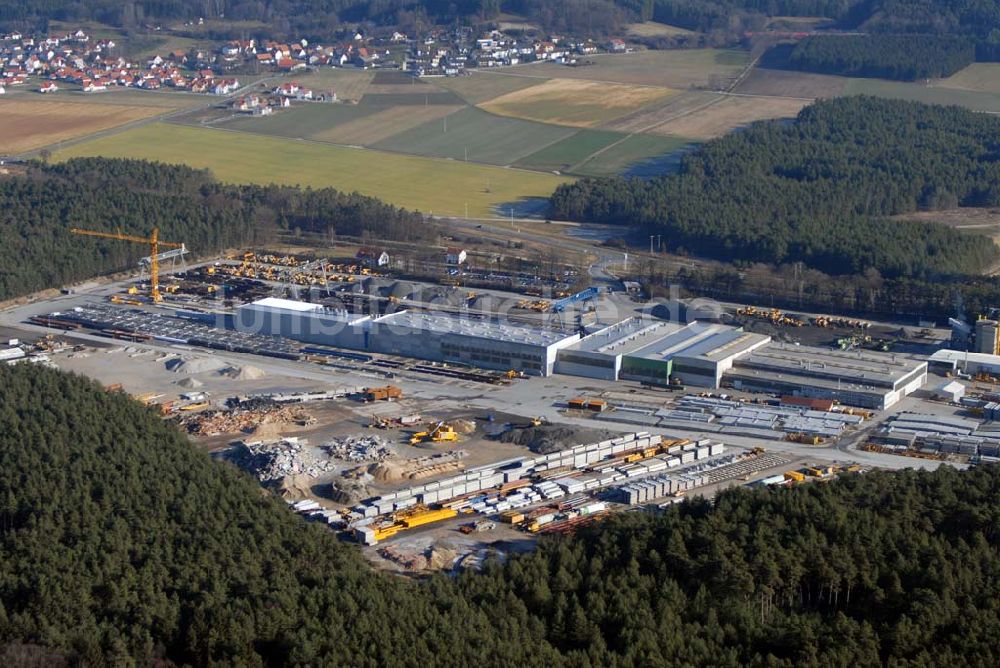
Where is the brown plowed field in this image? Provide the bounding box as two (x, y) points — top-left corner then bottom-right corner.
(0, 98), (166, 153)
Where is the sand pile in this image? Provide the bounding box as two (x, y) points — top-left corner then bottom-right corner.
(176, 377), (204, 389)
(278, 474), (314, 501)
(452, 419), (477, 435)
(223, 365), (267, 380)
(167, 356), (227, 374)
(368, 461), (406, 483)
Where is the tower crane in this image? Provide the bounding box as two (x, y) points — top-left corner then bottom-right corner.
(70, 227), (186, 303)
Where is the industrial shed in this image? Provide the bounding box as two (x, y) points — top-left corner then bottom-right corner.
(724, 344), (927, 410)
(233, 297), (580, 376)
(555, 318), (770, 387)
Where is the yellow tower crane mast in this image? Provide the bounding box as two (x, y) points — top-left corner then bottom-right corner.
(70, 227), (185, 303)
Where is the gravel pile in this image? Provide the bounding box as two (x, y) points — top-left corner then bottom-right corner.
(235, 439), (335, 482)
(323, 435), (392, 463)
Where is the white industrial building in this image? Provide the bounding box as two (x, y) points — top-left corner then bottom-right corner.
(725, 344), (928, 410)
(555, 318), (770, 387)
(928, 349), (1000, 377)
(234, 297), (580, 376)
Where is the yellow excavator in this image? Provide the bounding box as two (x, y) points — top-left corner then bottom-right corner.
(409, 422), (459, 445)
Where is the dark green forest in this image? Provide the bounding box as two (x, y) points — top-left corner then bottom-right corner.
(2, 363), (1000, 665)
(786, 35), (976, 80)
(0, 158), (427, 301)
(648, 0), (1000, 37)
(550, 96), (1000, 279)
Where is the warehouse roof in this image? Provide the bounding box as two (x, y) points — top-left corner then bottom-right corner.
(929, 349), (1000, 367)
(246, 297), (324, 313)
(373, 310), (578, 346)
(628, 322), (770, 363)
(734, 344), (925, 388)
(572, 317), (678, 354)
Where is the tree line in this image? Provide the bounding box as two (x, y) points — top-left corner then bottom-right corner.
(2, 362), (1000, 665)
(0, 158), (429, 301)
(785, 34), (976, 80)
(550, 96), (1000, 280)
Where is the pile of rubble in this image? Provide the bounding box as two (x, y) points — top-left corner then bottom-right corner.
(180, 404), (314, 436)
(323, 434), (393, 463)
(233, 438), (335, 482)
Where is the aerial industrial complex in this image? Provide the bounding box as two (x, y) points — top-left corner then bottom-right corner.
(3, 246), (989, 561)
(231, 297), (928, 409)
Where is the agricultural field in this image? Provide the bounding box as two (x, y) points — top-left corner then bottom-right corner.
(371, 107), (577, 164)
(604, 90), (723, 134)
(525, 49), (747, 88)
(547, 133), (692, 177)
(435, 72), (545, 104)
(53, 123), (570, 217)
(650, 94), (809, 139)
(934, 63), (1000, 95)
(843, 79), (1000, 112)
(311, 105), (463, 145)
(513, 129), (624, 172)
(480, 78), (674, 127)
(626, 21), (695, 37)
(0, 97), (181, 154)
(733, 68), (847, 98)
(223, 104), (378, 140)
(293, 68), (374, 102)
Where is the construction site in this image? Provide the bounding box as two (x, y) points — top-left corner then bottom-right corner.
(1, 229), (993, 573)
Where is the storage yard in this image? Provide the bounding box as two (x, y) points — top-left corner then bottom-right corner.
(0, 243), (985, 572)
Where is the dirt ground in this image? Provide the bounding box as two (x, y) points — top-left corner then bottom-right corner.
(734, 68), (848, 99)
(651, 94), (810, 139)
(0, 98), (166, 153)
(604, 90), (722, 135)
(934, 63), (1000, 95)
(894, 208), (1000, 243)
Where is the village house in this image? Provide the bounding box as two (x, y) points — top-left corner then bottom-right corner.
(446, 248), (468, 265)
(356, 247), (390, 268)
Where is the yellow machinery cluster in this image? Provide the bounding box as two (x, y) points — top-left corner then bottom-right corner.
(736, 306), (805, 327)
(370, 506), (459, 542)
(515, 298), (551, 312)
(410, 422), (459, 445)
(218, 252), (377, 285)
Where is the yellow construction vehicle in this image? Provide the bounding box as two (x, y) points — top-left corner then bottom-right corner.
(409, 422), (460, 445)
(178, 401), (210, 412)
(71, 227), (186, 303)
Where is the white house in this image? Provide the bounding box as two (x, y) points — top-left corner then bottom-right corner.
(357, 247), (390, 268)
(445, 248), (467, 265)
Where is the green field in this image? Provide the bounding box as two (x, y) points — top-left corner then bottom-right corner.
(480, 78), (675, 127)
(435, 72), (546, 104)
(571, 134), (693, 177)
(54, 123), (570, 218)
(843, 79), (1000, 112)
(371, 106), (577, 165)
(514, 129), (624, 172)
(526, 49), (748, 88)
(223, 104), (376, 139)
